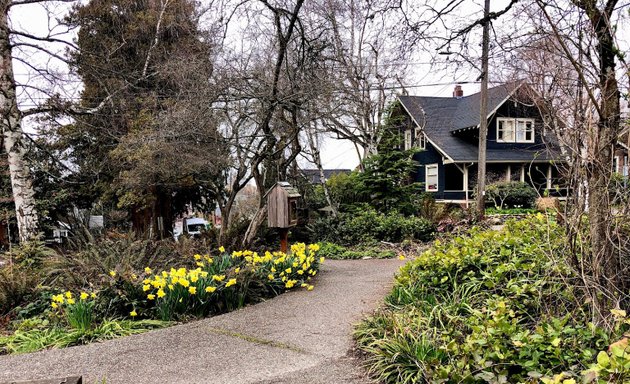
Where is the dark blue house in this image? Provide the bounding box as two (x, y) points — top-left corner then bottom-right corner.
(396, 81), (565, 204)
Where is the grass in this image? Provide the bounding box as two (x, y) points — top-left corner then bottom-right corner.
(0, 319), (172, 354)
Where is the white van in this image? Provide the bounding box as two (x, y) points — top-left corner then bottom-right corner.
(174, 217), (209, 240)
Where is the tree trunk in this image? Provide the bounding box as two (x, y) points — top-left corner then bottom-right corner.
(579, 0), (622, 321)
(241, 204), (267, 249)
(0, 5), (39, 242)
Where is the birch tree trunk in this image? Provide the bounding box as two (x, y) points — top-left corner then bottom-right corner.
(0, 3), (39, 242)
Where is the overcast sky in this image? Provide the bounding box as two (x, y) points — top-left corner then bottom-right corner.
(8, 0), (630, 171)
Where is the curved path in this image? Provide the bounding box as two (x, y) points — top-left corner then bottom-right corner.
(0, 259), (404, 384)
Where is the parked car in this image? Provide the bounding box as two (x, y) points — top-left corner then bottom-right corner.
(174, 217), (209, 240)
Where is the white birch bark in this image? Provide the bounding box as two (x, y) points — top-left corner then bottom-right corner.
(0, 3), (39, 242)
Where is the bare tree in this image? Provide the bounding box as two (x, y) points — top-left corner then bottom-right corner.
(316, 0), (409, 161)
(501, 0), (629, 324)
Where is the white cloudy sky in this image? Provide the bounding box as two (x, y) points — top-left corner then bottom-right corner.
(8, 0), (629, 171)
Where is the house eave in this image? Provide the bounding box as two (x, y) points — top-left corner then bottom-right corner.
(398, 96), (456, 163)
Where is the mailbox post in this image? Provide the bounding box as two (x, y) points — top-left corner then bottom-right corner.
(266, 182), (301, 253)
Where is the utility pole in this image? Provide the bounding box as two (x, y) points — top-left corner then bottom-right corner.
(475, 0), (490, 221)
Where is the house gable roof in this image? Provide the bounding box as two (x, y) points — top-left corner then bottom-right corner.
(398, 81), (562, 163)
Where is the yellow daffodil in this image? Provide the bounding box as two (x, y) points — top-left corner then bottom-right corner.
(285, 280), (295, 289)
(80, 292), (89, 300)
(168, 284), (175, 290)
(285, 268), (292, 274)
(109, 270), (117, 277)
(234, 267), (240, 274)
(143, 284), (150, 292)
(179, 279), (190, 288)
(219, 246), (225, 253)
(196, 262), (205, 267)
(157, 289), (166, 298)
(147, 294), (156, 300)
(398, 254), (406, 260)
(225, 278), (237, 288)
(194, 254), (202, 260)
(130, 310), (137, 317)
(268, 274), (274, 280)
(188, 287), (197, 295)
(212, 275), (225, 282)
(51, 302), (58, 309)
(90, 292), (97, 299)
(307, 285), (314, 291)
(65, 291), (73, 299)
(144, 267), (152, 274)
(320, 257), (325, 264)
(205, 286), (216, 293)
(131, 273), (138, 280)
(67, 298), (75, 305)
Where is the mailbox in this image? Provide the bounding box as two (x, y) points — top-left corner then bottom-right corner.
(266, 181), (301, 228)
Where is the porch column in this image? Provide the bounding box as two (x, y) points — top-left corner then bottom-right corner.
(506, 165), (511, 181)
(546, 164), (552, 190)
(520, 166), (525, 182)
(464, 165), (469, 208)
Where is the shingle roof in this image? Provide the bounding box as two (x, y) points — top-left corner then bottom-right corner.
(399, 82), (562, 163)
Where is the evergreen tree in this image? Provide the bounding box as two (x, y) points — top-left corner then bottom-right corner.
(59, 0), (226, 237)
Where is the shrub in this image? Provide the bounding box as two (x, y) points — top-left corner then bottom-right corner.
(0, 267), (39, 316)
(355, 215), (617, 383)
(485, 181), (538, 209)
(316, 242), (397, 260)
(310, 209), (435, 245)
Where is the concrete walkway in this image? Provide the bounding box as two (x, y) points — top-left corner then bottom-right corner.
(0, 259), (404, 384)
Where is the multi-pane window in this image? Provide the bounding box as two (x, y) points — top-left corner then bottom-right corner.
(404, 130), (412, 150)
(497, 119), (515, 142)
(415, 128), (426, 149)
(497, 118), (535, 143)
(425, 164), (438, 192)
(516, 120), (534, 142)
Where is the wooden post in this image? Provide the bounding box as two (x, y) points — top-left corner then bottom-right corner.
(279, 228), (289, 253)
(475, 0), (490, 221)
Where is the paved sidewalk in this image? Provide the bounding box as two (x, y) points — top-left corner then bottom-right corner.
(0, 259), (404, 384)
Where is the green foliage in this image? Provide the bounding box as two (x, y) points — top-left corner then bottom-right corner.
(0, 319), (171, 355)
(486, 207), (539, 215)
(315, 104), (425, 215)
(0, 266), (38, 316)
(355, 215), (615, 383)
(311, 208), (435, 245)
(46, 0), (227, 234)
(485, 181), (538, 209)
(316, 242), (397, 259)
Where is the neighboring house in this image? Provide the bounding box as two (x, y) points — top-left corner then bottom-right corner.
(301, 169), (351, 184)
(613, 141), (629, 177)
(396, 81), (565, 204)
(615, 100), (630, 177)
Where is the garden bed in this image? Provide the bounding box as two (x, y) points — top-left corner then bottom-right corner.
(0, 241), (323, 355)
(354, 215), (629, 383)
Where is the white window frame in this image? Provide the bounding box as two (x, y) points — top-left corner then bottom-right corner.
(425, 164), (438, 192)
(497, 118), (535, 143)
(404, 129), (412, 150)
(414, 128), (426, 149)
